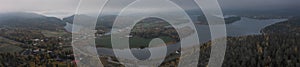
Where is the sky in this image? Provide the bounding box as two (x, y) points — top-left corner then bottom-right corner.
(0, 0), (299, 18)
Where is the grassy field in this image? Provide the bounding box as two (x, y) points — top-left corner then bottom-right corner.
(41, 30), (69, 37)
(95, 35), (176, 48)
(0, 44), (23, 53)
(0, 37), (23, 53)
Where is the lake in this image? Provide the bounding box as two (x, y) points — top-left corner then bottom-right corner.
(64, 17), (288, 59)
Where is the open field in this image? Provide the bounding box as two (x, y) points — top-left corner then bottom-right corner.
(0, 44), (23, 53)
(41, 30), (69, 37)
(95, 35), (176, 48)
(0, 37), (23, 53)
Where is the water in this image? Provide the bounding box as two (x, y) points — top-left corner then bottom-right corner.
(195, 17), (288, 43)
(65, 17), (288, 59)
(64, 22), (83, 33)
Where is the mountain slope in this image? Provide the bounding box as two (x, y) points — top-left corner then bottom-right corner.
(0, 12), (66, 31)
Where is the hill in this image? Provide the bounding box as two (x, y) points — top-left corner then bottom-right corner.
(262, 17), (300, 35)
(0, 12), (66, 31)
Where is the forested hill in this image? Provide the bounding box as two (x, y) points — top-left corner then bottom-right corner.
(262, 17), (300, 35)
(0, 12), (66, 31)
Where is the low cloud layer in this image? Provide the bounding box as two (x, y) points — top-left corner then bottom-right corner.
(0, 0), (299, 17)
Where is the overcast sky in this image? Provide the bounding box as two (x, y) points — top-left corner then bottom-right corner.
(0, 0), (299, 18)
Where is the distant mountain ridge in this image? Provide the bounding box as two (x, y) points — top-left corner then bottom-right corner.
(0, 12), (66, 31)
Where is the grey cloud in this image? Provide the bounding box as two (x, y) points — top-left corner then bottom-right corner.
(0, 0), (299, 17)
